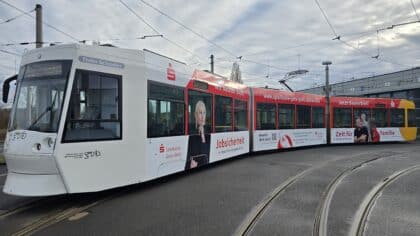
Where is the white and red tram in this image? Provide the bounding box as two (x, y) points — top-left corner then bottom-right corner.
(1, 44), (416, 196)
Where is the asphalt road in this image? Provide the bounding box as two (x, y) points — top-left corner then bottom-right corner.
(0, 142), (420, 236)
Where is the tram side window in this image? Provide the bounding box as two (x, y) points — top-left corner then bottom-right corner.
(372, 108), (389, 127)
(63, 70), (122, 142)
(278, 104), (295, 129)
(353, 108), (371, 127)
(189, 90), (213, 134)
(312, 107), (325, 128)
(256, 103), (276, 130)
(333, 108), (352, 128)
(408, 109), (416, 127)
(390, 109), (405, 127)
(147, 82), (185, 138)
(296, 105), (311, 129)
(215, 95), (233, 132)
(234, 100), (248, 131)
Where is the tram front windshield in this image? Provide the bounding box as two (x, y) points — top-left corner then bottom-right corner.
(9, 60), (72, 132)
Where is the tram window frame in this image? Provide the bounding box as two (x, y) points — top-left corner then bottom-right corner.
(333, 108), (352, 128)
(408, 109), (416, 127)
(312, 107), (325, 128)
(256, 103), (276, 130)
(296, 105), (311, 129)
(371, 108), (389, 127)
(188, 90), (213, 135)
(147, 81), (185, 138)
(390, 108), (405, 127)
(215, 95), (233, 133)
(234, 99), (248, 131)
(278, 104), (295, 129)
(62, 69), (122, 143)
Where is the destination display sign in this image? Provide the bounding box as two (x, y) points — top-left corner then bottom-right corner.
(78, 56), (125, 69)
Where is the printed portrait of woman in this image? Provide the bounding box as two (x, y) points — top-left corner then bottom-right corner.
(354, 117), (369, 143)
(360, 113), (371, 142)
(185, 100), (211, 170)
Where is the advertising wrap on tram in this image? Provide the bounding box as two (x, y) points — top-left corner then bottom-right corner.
(252, 88), (327, 152)
(145, 55), (250, 179)
(330, 97), (417, 144)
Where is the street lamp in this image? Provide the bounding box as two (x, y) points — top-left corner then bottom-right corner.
(322, 61), (332, 144)
(279, 69), (309, 92)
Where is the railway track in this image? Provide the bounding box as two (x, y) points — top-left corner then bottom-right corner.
(311, 160), (420, 236)
(11, 196), (110, 236)
(349, 165), (420, 236)
(0, 150), (414, 235)
(0, 198), (47, 219)
(312, 157), (384, 236)
(0, 189), (128, 236)
(234, 164), (313, 236)
(234, 152), (398, 236)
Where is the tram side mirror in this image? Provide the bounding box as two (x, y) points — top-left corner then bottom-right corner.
(2, 75), (17, 103)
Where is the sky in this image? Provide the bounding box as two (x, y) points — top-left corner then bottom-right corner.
(0, 0), (420, 96)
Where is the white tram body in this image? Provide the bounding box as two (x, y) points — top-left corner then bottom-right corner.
(2, 44), (249, 196)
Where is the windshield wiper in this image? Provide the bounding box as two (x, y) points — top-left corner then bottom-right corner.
(28, 89), (59, 130)
(28, 106), (53, 130)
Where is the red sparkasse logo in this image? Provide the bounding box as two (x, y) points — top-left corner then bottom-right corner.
(167, 63), (176, 81)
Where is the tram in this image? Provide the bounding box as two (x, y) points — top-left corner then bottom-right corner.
(1, 44), (417, 196)
(330, 96), (417, 143)
(251, 88), (326, 151)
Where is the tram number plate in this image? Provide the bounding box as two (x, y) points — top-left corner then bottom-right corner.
(9, 132), (27, 141)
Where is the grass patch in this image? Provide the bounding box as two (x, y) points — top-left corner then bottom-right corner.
(0, 154), (4, 165)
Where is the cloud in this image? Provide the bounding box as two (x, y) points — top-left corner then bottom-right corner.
(0, 0), (419, 91)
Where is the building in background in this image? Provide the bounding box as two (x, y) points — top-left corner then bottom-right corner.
(300, 67), (420, 136)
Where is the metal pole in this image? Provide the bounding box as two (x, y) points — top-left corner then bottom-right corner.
(325, 65), (330, 144)
(280, 81), (294, 92)
(322, 61), (332, 144)
(35, 4), (43, 48)
(210, 54), (214, 73)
